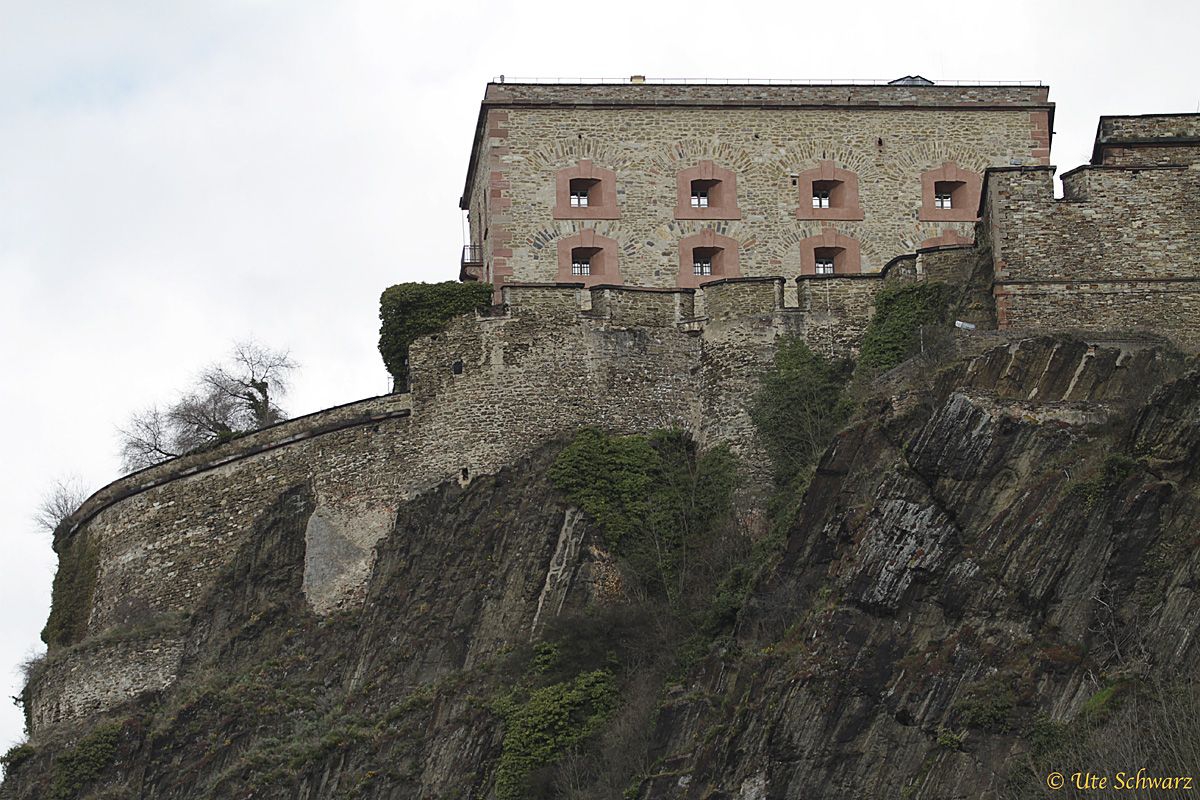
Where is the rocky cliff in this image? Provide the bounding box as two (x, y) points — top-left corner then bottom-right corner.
(4, 334), (1198, 799)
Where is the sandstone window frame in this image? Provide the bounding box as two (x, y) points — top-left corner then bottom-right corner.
(675, 161), (741, 220)
(919, 162), (982, 222)
(799, 229), (862, 276)
(678, 229), (740, 288)
(795, 161), (864, 221)
(554, 160), (620, 220)
(556, 228), (622, 285)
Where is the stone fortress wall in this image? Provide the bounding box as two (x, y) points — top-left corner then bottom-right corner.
(32, 272), (927, 733)
(984, 117), (1200, 348)
(29, 102), (1200, 736)
(462, 81), (1053, 292)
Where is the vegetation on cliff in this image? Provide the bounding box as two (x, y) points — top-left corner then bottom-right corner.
(378, 281), (493, 387)
(857, 281), (956, 372)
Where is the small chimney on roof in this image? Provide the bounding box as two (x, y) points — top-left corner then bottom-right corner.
(630, 75), (646, 84)
(888, 75), (934, 86)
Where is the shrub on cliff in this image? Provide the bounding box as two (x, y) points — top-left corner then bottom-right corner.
(751, 338), (854, 489)
(548, 429), (738, 606)
(857, 282), (956, 372)
(378, 281), (493, 388)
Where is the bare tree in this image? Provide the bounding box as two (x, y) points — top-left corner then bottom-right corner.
(118, 340), (297, 472)
(119, 405), (182, 471)
(200, 340), (296, 430)
(34, 477), (90, 534)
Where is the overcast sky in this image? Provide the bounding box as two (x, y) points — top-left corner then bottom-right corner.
(2, 0), (1197, 760)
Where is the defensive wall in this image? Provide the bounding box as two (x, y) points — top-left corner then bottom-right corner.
(462, 81), (1052, 290)
(31, 273), (928, 733)
(30, 108), (1200, 735)
(983, 161), (1200, 349)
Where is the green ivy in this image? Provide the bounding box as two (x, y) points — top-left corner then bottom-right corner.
(49, 721), (122, 799)
(749, 338), (853, 489)
(857, 282), (956, 372)
(42, 531), (100, 647)
(378, 281), (493, 385)
(548, 429), (737, 602)
(492, 670), (619, 800)
(1, 742), (35, 777)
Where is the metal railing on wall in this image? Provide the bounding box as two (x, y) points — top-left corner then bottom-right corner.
(491, 76), (1044, 87)
(462, 244), (484, 266)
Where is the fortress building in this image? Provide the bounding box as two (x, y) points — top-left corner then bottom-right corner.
(20, 82), (1200, 741)
(458, 77), (1053, 291)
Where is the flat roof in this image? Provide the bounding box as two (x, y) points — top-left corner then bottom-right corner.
(461, 80), (1054, 208)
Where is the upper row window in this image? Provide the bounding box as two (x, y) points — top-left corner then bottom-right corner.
(552, 159), (982, 223)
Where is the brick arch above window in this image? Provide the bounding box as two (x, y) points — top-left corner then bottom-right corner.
(555, 228), (622, 286)
(920, 162), (982, 222)
(678, 229), (741, 289)
(795, 160), (864, 221)
(553, 160), (620, 220)
(675, 160), (741, 220)
(799, 229), (862, 276)
(918, 228), (975, 249)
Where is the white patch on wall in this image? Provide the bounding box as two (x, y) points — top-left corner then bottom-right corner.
(303, 498), (394, 614)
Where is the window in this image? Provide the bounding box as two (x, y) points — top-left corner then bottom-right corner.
(555, 163), (618, 219)
(558, 233), (621, 284)
(676, 165), (740, 220)
(569, 178), (595, 208)
(920, 165), (981, 222)
(678, 233), (739, 288)
(690, 179), (717, 209)
(807, 243), (854, 276)
(796, 164), (863, 221)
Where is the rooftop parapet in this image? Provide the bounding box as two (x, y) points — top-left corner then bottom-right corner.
(481, 80), (1051, 109)
(1092, 113), (1200, 166)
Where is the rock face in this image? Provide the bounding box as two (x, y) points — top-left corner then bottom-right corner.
(5, 335), (1199, 799)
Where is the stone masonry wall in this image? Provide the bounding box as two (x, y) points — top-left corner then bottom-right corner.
(32, 279), (838, 732)
(465, 82), (1051, 289)
(484, 106), (1042, 286)
(984, 165), (1200, 348)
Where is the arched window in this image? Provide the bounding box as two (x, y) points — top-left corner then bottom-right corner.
(556, 229), (622, 285)
(553, 160), (620, 220)
(678, 229), (740, 288)
(799, 229), (862, 276)
(675, 161), (741, 220)
(795, 161), (864, 221)
(920, 163), (982, 222)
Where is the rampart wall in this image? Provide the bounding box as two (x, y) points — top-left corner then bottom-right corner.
(32, 276), (899, 733)
(983, 165), (1200, 349)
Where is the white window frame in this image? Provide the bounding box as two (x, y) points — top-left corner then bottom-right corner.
(814, 258), (835, 275)
(571, 257), (591, 276)
(693, 255), (713, 276)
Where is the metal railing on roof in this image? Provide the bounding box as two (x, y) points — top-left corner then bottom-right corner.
(490, 76), (1044, 87)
